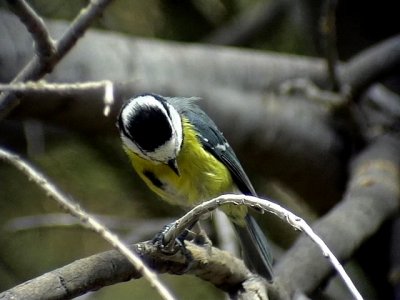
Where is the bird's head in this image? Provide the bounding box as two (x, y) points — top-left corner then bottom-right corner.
(117, 93), (182, 175)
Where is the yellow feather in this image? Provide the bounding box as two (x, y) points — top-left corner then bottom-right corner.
(124, 117), (247, 223)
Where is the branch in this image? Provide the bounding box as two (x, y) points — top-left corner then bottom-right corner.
(319, 0), (340, 91)
(2, 10), (398, 209)
(1, 83), (345, 210)
(0, 241), (269, 300)
(0, 148), (174, 300)
(1, 187), (372, 299)
(0, 9), (398, 106)
(359, 84), (400, 140)
(340, 34), (400, 98)
(6, 0), (55, 60)
(0, 80), (114, 116)
(0, 9), (327, 98)
(204, 0), (289, 46)
(275, 134), (400, 296)
(161, 195), (362, 300)
(0, 0), (114, 119)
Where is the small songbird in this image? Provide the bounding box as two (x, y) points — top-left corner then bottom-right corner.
(117, 93), (273, 281)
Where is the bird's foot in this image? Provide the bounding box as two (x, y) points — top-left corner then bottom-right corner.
(152, 222), (194, 273)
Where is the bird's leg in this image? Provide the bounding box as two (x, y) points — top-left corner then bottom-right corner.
(151, 221), (197, 273)
(152, 221), (197, 254)
(152, 222), (177, 253)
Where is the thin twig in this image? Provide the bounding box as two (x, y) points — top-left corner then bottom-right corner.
(6, 0), (55, 60)
(0, 80), (115, 116)
(0, 148), (175, 300)
(164, 194), (363, 300)
(0, 81), (112, 92)
(0, 0), (114, 119)
(103, 80), (114, 116)
(51, 0), (113, 80)
(319, 0), (340, 91)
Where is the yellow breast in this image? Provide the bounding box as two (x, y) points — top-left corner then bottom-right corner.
(124, 117), (234, 207)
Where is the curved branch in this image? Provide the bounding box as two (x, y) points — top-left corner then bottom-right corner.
(5, 0), (55, 59)
(161, 194), (362, 299)
(0, 147), (270, 299)
(0, 0), (113, 119)
(340, 35), (400, 98)
(0, 147), (174, 300)
(275, 134), (400, 296)
(0, 241), (268, 300)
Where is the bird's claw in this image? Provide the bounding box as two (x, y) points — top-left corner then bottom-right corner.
(152, 223), (194, 272)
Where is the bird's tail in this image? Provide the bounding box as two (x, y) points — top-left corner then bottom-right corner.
(233, 214), (274, 282)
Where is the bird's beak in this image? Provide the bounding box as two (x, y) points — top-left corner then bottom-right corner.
(167, 159), (180, 176)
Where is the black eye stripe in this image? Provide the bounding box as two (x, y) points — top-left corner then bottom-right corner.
(124, 105), (172, 152)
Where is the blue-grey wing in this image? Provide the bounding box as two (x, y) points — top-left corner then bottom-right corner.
(173, 98), (257, 196)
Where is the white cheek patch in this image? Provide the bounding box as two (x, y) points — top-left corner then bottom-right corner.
(121, 134), (148, 160)
(148, 136), (177, 162)
(167, 102), (183, 153)
(146, 103), (182, 162)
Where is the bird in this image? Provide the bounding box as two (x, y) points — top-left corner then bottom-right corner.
(116, 93), (273, 281)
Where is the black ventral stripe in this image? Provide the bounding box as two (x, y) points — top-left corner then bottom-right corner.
(143, 170), (163, 189)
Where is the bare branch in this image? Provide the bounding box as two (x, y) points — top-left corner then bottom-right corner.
(340, 34), (400, 98)
(161, 194), (362, 300)
(319, 0), (340, 91)
(0, 9), (327, 100)
(276, 134), (400, 296)
(0, 147), (175, 300)
(1, 9), (398, 109)
(102, 80), (114, 116)
(0, 0), (114, 119)
(5, 0), (55, 59)
(0, 80), (115, 117)
(204, 0), (289, 46)
(0, 241), (269, 300)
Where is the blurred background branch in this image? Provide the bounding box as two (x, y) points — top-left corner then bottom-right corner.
(276, 134), (400, 297)
(0, 0), (113, 119)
